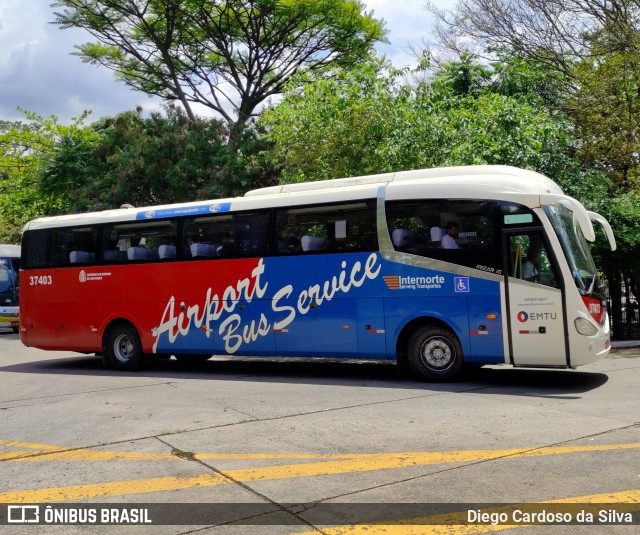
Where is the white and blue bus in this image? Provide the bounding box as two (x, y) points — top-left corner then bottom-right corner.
(19, 165), (616, 380)
(0, 244), (20, 333)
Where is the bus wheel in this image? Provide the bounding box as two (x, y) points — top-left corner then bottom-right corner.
(407, 325), (463, 381)
(105, 323), (144, 371)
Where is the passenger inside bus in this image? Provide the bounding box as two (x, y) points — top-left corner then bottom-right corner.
(523, 244), (541, 283)
(441, 222), (461, 249)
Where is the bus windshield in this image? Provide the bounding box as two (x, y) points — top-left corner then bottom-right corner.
(544, 203), (600, 296)
(0, 259), (18, 306)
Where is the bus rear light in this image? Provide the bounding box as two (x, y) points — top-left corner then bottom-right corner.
(581, 296), (605, 325)
(575, 317), (598, 336)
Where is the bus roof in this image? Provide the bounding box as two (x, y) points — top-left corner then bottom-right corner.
(244, 165), (563, 196)
(23, 165), (565, 231)
(0, 244), (20, 257)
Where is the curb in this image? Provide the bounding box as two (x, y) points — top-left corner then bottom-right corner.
(611, 340), (640, 348)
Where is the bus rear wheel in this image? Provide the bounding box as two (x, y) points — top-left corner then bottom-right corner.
(105, 323), (144, 371)
(407, 325), (463, 381)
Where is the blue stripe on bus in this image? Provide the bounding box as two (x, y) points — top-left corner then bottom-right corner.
(151, 252), (505, 364)
(135, 202), (232, 220)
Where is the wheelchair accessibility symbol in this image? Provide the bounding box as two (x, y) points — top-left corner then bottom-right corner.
(454, 277), (470, 293)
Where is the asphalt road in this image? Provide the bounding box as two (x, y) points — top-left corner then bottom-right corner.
(1, 330), (638, 534)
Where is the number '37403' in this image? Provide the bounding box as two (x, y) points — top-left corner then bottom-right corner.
(29, 275), (53, 285)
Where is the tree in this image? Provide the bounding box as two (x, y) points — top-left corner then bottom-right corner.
(0, 111), (93, 243)
(39, 105), (279, 212)
(262, 56), (582, 186)
(425, 0), (640, 80)
(261, 58), (402, 181)
(52, 0), (387, 130)
(568, 41), (640, 190)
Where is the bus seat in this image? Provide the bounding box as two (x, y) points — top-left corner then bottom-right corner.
(301, 235), (324, 252)
(158, 245), (176, 260)
(391, 229), (415, 249)
(69, 250), (95, 264)
(430, 226), (445, 247)
(127, 247), (152, 261)
(103, 249), (124, 262)
(190, 242), (219, 258)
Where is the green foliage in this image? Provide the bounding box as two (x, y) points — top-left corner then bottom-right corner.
(262, 56), (583, 190)
(569, 45), (640, 190)
(0, 110), (94, 242)
(262, 58), (400, 181)
(53, 0), (387, 127)
(39, 105), (279, 212)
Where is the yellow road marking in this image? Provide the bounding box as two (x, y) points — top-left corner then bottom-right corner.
(4, 450), (355, 462)
(0, 439), (67, 460)
(2, 441), (639, 464)
(290, 490), (640, 534)
(0, 441), (639, 503)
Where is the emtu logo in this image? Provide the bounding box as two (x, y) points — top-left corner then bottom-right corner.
(517, 311), (529, 323)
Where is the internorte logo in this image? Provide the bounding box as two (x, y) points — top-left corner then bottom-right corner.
(384, 274), (445, 290)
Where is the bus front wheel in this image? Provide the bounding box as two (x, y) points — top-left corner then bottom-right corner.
(407, 325), (463, 381)
(105, 323), (144, 371)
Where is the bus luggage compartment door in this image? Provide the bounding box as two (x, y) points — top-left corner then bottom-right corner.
(273, 296), (358, 357)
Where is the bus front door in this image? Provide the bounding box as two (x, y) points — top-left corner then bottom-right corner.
(505, 231), (568, 367)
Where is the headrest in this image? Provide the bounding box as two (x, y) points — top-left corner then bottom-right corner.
(158, 245), (176, 259)
(127, 247), (152, 261)
(430, 227), (445, 241)
(391, 229), (415, 248)
(301, 235), (324, 251)
(69, 250), (95, 264)
(190, 243), (219, 257)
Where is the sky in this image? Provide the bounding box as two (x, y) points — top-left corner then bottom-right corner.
(0, 0), (454, 124)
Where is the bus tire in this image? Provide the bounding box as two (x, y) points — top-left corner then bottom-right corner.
(407, 325), (463, 381)
(105, 323), (144, 371)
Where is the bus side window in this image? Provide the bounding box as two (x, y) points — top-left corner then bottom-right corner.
(234, 212), (270, 257)
(183, 212), (268, 260)
(275, 200), (377, 255)
(102, 221), (176, 263)
(23, 230), (49, 269)
(386, 199), (501, 272)
(49, 227), (96, 267)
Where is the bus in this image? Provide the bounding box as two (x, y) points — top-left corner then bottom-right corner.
(19, 165), (616, 380)
(0, 244), (20, 333)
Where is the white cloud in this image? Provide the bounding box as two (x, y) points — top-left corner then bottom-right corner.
(0, 0), (455, 124)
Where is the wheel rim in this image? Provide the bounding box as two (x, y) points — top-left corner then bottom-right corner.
(419, 336), (456, 371)
(113, 333), (135, 363)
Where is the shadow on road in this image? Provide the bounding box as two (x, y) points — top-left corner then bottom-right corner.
(1, 329), (610, 398)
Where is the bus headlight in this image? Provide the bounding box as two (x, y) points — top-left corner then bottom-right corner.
(575, 317), (598, 336)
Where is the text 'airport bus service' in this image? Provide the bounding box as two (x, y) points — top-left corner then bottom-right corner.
(19, 166), (616, 380)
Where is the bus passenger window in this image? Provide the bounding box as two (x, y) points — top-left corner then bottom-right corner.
(183, 211), (269, 259)
(102, 221), (176, 263)
(49, 227), (96, 267)
(275, 201), (377, 255)
(386, 199), (501, 272)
